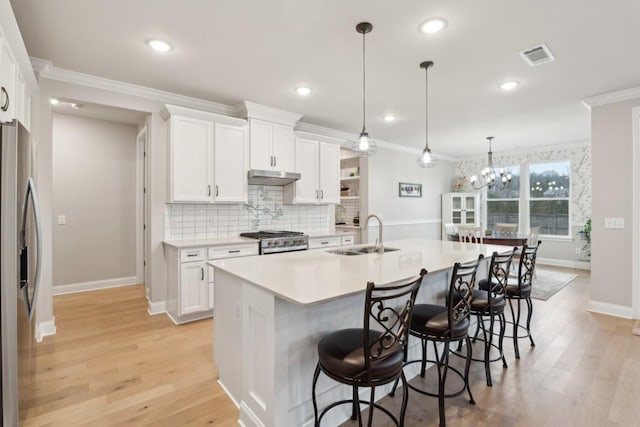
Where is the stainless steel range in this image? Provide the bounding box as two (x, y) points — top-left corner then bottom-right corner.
(239, 230), (309, 255)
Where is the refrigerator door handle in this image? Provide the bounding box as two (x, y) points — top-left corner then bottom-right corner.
(20, 177), (43, 320)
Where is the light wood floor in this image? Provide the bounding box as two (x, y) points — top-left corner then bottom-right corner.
(24, 268), (640, 426)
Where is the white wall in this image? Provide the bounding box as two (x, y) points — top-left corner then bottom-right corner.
(590, 97), (638, 315)
(52, 113), (137, 287)
(366, 147), (454, 241)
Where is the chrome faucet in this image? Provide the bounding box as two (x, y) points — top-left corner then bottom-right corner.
(366, 214), (384, 254)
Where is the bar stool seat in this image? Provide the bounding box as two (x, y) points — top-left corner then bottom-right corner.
(317, 329), (403, 381)
(411, 304), (469, 338)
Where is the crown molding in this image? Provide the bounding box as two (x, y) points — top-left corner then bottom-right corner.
(583, 86), (640, 108)
(235, 101), (303, 126)
(30, 58), (235, 115)
(160, 104), (247, 127)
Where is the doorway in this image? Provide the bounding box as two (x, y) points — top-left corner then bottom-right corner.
(51, 99), (150, 295)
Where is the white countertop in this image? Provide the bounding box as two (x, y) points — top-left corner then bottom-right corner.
(210, 238), (508, 305)
(163, 231), (354, 248)
(162, 236), (258, 248)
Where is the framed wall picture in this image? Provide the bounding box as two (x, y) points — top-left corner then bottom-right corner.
(399, 182), (422, 198)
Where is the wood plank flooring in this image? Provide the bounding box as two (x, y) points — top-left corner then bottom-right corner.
(23, 285), (238, 427)
(23, 268), (640, 426)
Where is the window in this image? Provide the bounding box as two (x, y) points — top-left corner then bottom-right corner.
(486, 166), (520, 230)
(529, 161), (570, 236)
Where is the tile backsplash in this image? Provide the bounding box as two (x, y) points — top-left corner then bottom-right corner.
(165, 185), (334, 240)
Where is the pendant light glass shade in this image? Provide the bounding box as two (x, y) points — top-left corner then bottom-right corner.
(417, 61), (437, 168)
(351, 22), (377, 157)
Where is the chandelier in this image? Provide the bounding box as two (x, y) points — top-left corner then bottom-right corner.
(469, 136), (511, 189)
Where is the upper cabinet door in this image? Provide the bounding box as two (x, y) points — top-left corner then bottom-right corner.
(271, 123), (295, 172)
(0, 32), (17, 123)
(249, 118), (272, 170)
(319, 142), (340, 204)
(214, 123), (248, 203)
(170, 116), (213, 202)
(293, 138), (320, 204)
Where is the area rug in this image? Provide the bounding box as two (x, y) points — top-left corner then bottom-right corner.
(530, 268), (578, 301)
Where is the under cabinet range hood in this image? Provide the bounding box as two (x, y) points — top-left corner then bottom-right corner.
(247, 169), (301, 186)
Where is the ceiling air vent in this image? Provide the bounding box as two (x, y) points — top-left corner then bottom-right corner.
(519, 43), (555, 67)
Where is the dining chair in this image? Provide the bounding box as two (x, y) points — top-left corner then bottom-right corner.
(311, 269), (427, 427)
(442, 223), (457, 238)
(493, 223), (518, 235)
(457, 226), (483, 244)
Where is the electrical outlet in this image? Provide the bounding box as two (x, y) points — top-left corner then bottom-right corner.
(604, 217), (624, 229)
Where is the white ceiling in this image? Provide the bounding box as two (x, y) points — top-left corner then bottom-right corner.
(11, 0), (640, 157)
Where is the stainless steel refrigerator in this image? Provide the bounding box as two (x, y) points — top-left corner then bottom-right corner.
(1, 120), (42, 426)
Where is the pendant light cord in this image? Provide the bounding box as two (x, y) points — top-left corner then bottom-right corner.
(362, 30), (366, 134)
(424, 66), (429, 151)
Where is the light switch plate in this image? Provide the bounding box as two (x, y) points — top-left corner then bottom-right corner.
(57, 215), (66, 225)
(604, 217), (624, 229)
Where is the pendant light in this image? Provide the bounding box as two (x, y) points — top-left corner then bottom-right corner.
(417, 61), (437, 168)
(351, 22), (377, 157)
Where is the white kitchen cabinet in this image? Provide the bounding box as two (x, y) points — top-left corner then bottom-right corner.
(442, 192), (480, 227)
(168, 115), (213, 202)
(162, 105), (248, 204)
(164, 241), (258, 324)
(14, 71), (30, 130)
(180, 261), (208, 315)
(284, 137), (340, 205)
(249, 118), (295, 172)
(0, 28), (17, 123)
(213, 122), (248, 203)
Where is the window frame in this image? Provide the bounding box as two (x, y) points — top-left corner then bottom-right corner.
(484, 164), (521, 232)
(526, 160), (572, 238)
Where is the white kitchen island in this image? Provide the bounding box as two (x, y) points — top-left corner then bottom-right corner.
(210, 238), (508, 427)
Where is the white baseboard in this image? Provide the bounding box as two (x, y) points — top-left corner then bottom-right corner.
(36, 318), (57, 342)
(53, 276), (138, 295)
(217, 380), (240, 408)
(588, 300), (633, 319)
(239, 402), (265, 427)
(537, 257), (591, 270)
(147, 299), (167, 315)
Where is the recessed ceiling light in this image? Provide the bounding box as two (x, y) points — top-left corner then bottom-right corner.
(295, 87), (311, 96)
(419, 18), (447, 34)
(384, 114), (396, 122)
(499, 81), (519, 90)
(50, 98), (60, 105)
(147, 39), (173, 52)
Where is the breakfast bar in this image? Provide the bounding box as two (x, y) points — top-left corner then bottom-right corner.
(210, 238), (507, 427)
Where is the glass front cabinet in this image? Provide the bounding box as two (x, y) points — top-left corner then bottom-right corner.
(442, 192), (481, 231)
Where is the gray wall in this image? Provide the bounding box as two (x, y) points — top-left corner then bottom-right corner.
(591, 98), (637, 308)
(366, 147), (454, 242)
(52, 113), (137, 286)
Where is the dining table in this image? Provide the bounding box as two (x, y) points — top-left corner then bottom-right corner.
(448, 232), (528, 247)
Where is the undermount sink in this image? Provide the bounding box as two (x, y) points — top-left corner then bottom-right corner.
(326, 246), (400, 256)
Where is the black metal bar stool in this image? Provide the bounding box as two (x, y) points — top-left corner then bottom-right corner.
(470, 248), (517, 386)
(505, 241), (541, 358)
(392, 255), (484, 427)
(311, 269), (427, 427)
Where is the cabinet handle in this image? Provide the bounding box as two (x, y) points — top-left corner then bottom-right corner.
(273, 156), (276, 167)
(228, 249), (241, 254)
(201, 267), (204, 281)
(0, 87), (8, 112)
(316, 190), (319, 199)
(320, 190), (324, 199)
(208, 185), (212, 196)
(215, 185), (219, 196)
(187, 253), (198, 257)
(270, 156), (274, 167)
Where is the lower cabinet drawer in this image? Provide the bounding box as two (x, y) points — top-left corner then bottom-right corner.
(341, 235), (355, 246)
(180, 248), (205, 262)
(308, 237), (341, 249)
(208, 243), (258, 260)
